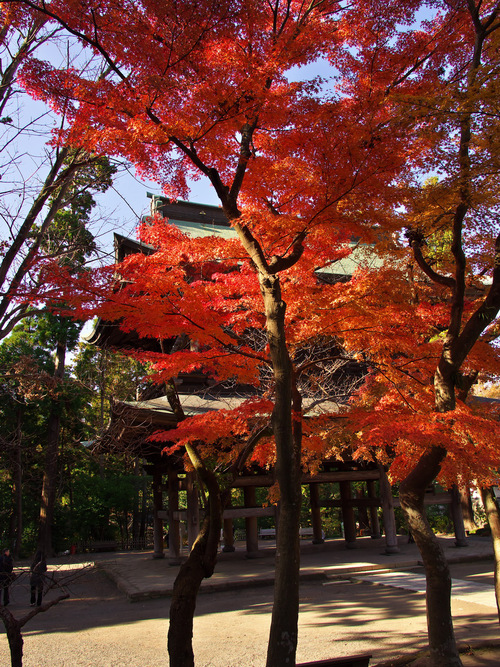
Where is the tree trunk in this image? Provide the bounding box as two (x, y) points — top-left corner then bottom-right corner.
(0, 608), (24, 667)
(261, 274), (302, 667)
(400, 446), (462, 667)
(166, 437), (266, 666)
(1, 593), (69, 667)
(399, 361), (462, 666)
(38, 413), (61, 555)
(139, 467), (147, 544)
(480, 487), (500, 622)
(11, 444), (23, 559)
(38, 340), (66, 556)
(165, 376), (226, 667)
(132, 457), (140, 547)
(164, 368), (270, 666)
(10, 407), (23, 559)
(167, 484), (223, 667)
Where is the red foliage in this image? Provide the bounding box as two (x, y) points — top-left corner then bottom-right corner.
(9, 0), (500, 486)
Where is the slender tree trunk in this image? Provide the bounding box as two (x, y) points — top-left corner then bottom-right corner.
(98, 354), (106, 479)
(196, 96), (305, 667)
(10, 407), (23, 558)
(165, 370), (270, 667)
(122, 508), (128, 544)
(0, 594), (69, 667)
(164, 374), (225, 667)
(167, 480), (223, 667)
(480, 487), (500, 622)
(38, 340), (66, 556)
(67, 456), (74, 539)
(400, 445), (462, 667)
(0, 608), (24, 667)
(261, 275), (302, 667)
(132, 457), (140, 546)
(12, 445), (23, 559)
(140, 467), (147, 544)
(38, 411), (61, 555)
(399, 363), (462, 666)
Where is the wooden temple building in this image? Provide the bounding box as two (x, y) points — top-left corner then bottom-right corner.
(87, 197), (472, 563)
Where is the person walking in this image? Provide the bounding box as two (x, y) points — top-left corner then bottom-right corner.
(0, 547), (14, 606)
(30, 551), (47, 607)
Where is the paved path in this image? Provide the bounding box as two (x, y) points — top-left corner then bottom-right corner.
(87, 534), (496, 602)
(354, 568), (498, 609)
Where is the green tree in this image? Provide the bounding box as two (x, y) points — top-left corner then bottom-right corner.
(0, 319), (54, 556)
(35, 157), (115, 555)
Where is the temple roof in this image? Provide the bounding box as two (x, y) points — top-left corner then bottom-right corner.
(85, 197), (383, 351)
(148, 194), (233, 238)
(115, 392), (342, 426)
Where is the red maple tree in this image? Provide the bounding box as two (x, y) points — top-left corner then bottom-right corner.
(8, 1), (500, 666)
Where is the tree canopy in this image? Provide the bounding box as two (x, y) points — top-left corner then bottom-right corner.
(4, 1), (500, 665)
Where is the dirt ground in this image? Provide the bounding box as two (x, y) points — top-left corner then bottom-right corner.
(1, 565), (499, 667)
(402, 647), (500, 667)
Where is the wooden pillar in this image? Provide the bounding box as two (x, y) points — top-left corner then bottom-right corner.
(186, 471), (199, 551)
(450, 485), (468, 547)
(221, 492), (235, 552)
(367, 479), (381, 539)
(222, 516), (235, 552)
(356, 487), (370, 534)
(222, 493), (235, 552)
(378, 464), (400, 554)
(309, 483), (324, 544)
(339, 480), (357, 549)
(168, 468), (181, 564)
(244, 485), (259, 556)
(152, 465), (164, 559)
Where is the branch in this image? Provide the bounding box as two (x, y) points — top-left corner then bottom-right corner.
(231, 423), (273, 474)
(228, 119), (258, 204)
(268, 230), (306, 273)
(452, 232), (500, 367)
(15, 0), (129, 83)
(18, 593), (69, 628)
(231, 219), (272, 274)
(0, 152), (103, 333)
(295, 353), (353, 376)
(406, 228), (455, 289)
(0, 15), (48, 113)
(0, 305), (47, 340)
(169, 132), (233, 205)
(446, 8), (492, 341)
(0, 145), (70, 289)
(386, 48), (438, 95)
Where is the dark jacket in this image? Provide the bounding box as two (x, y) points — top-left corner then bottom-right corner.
(30, 553), (47, 587)
(0, 552), (13, 582)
